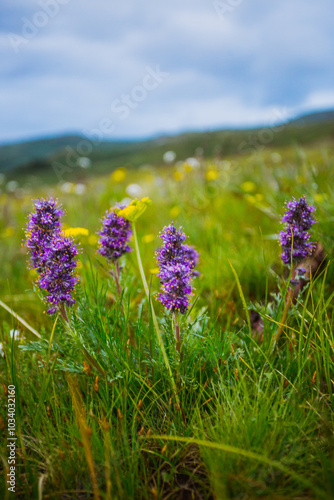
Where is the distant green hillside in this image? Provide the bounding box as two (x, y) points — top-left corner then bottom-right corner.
(1, 109), (334, 184)
(291, 109), (334, 124)
(0, 135), (85, 173)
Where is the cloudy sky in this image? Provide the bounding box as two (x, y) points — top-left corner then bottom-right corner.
(1, 0), (334, 143)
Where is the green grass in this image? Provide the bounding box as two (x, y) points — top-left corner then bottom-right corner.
(0, 143), (334, 499)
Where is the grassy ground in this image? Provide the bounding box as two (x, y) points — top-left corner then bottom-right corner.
(0, 143), (334, 499)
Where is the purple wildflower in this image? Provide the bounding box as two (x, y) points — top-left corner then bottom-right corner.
(37, 235), (79, 314)
(97, 207), (132, 262)
(158, 263), (193, 314)
(155, 224), (187, 267)
(183, 245), (200, 277)
(25, 198), (64, 271)
(279, 196), (316, 265)
(156, 224), (194, 314)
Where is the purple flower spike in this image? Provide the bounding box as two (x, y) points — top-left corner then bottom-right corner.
(157, 263), (193, 314)
(25, 198), (64, 271)
(156, 224), (194, 314)
(156, 224), (187, 266)
(37, 235), (79, 314)
(97, 207), (132, 262)
(183, 245), (200, 277)
(279, 196), (316, 265)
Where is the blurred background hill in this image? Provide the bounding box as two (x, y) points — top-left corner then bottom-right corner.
(1, 109), (334, 185)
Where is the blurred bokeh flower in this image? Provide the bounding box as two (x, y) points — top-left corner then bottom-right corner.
(126, 183), (143, 198)
(64, 227), (89, 237)
(111, 168), (126, 183)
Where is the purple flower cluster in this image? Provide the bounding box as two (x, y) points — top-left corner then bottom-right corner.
(183, 245), (200, 277)
(37, 236), (79, 315)
(25, 198), (79, 315)
(25, 198), (64, 271)
(97, 207), (132, 262)
(156, 224), (197, 314)
(279, 196), (316, 265)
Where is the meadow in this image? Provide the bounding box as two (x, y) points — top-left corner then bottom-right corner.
(0, 142), (334, 499)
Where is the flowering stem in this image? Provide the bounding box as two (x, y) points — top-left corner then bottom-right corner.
(173, 312), (181, 359)
(132, 223), (181, 410)
(275, 196), (316, 349)
(132, 223), (150, 298)
(59, 303), (69, 323)
(112, 260), (136, 349)
(114, 261), (122, 297)
(274, 266), (296, 345)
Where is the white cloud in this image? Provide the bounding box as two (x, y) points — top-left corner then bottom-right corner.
(302, 90), (334, 111)
(0, 0), (333, 141)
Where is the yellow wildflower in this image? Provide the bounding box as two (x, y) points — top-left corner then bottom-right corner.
(63, 227), (89, 237)
(245, 194), (256, 204)
(183, 162), (193, 173)
(149, 268), (159, 274)
(114, 197), (152, 222)
(206, 170), (218, 181)
(241, 181), (256, 193)
(88, 235), (98, 245)
(142, 234), (155, 244)
(173, 171), (184, 181)
(314, 193), (327, 203)
(3, 226), (14, 237)
(169, 205), (181, 218)
(111, 168), (126, 183)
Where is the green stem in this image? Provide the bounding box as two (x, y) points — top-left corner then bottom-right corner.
(0, 299), (41, 338)
(62, 318), (106, 376)
(132, 223), (180, 407)
(114, 261), (122, 297)
(173, 312), (181, 360)
(112, 262), (135, 347)
(60, 303), (69, 323)
(274, 266), (296, 347)
(59, 304), (106, 376)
